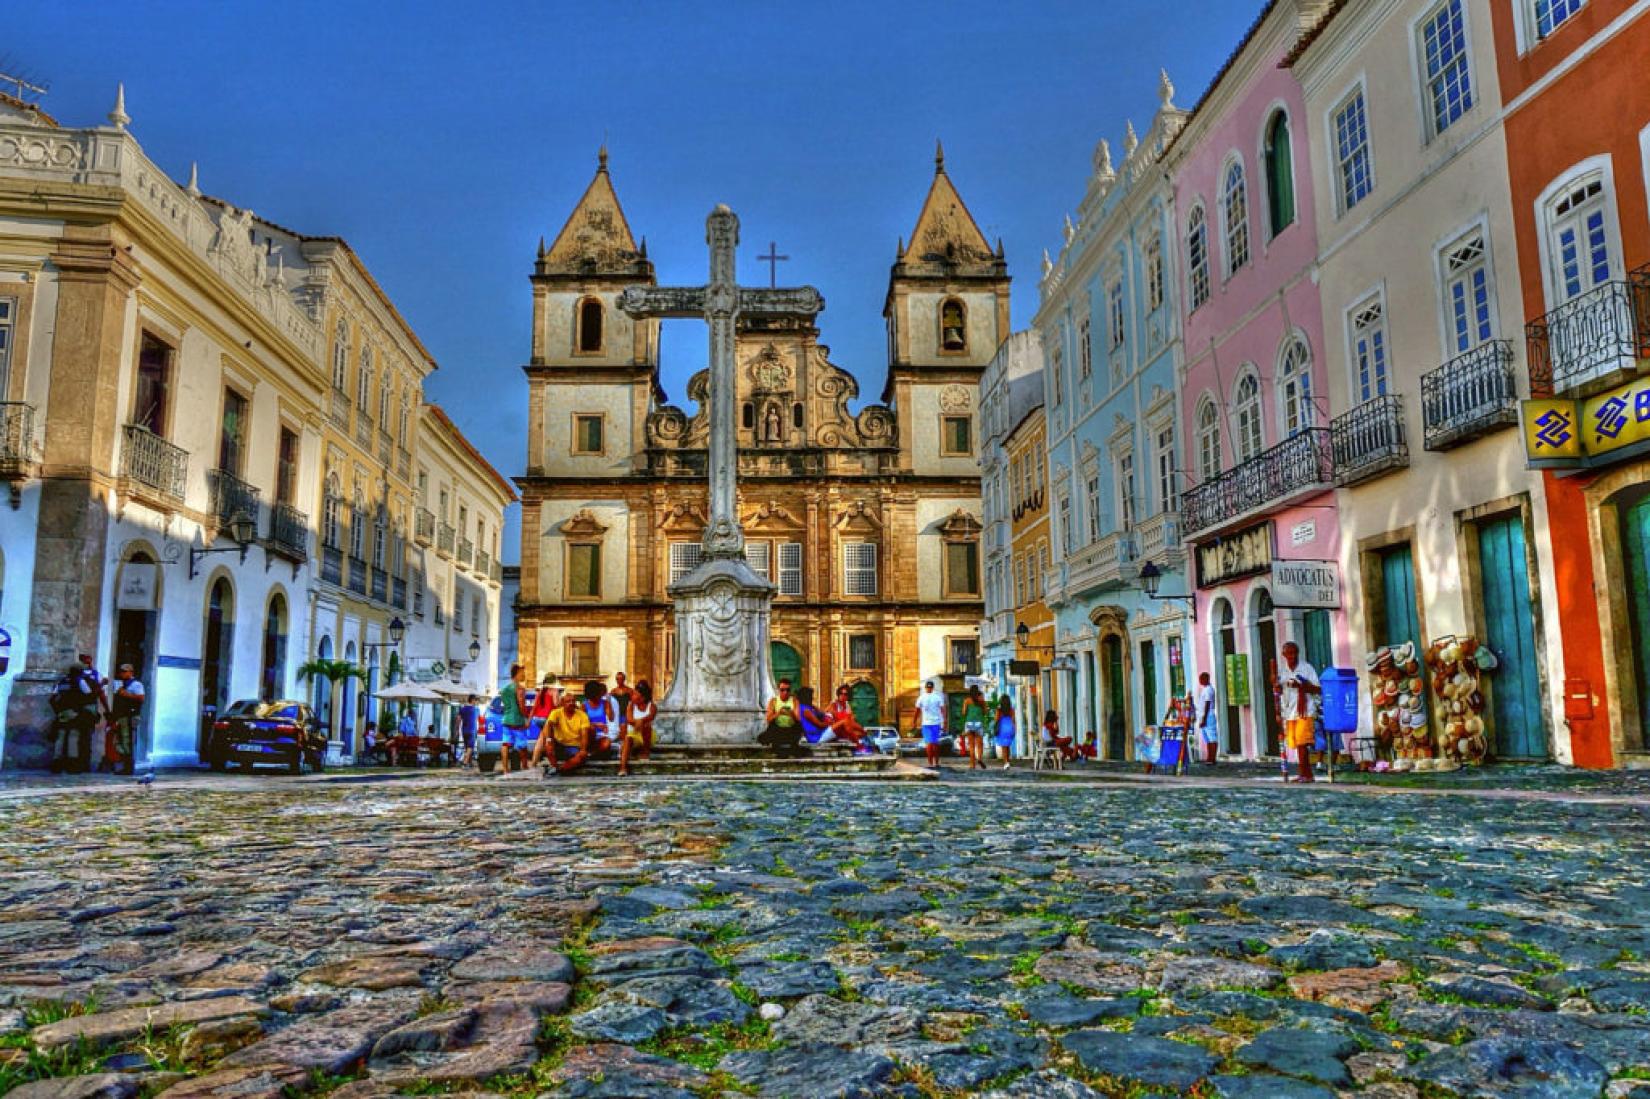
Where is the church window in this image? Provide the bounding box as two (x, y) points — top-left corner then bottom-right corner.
(1264, 111), (1296, 237)
(742, 403), (755, 429)
(944, 540), (981, 598)
(1222, 158), (1251, 276)
(567, 638), (599, 679)
(576, 297), (604, 354)
(941, 415), (972, 456)
(670, 542), (703, 584)
(792, 402), (803, 429)
(1187, 205), (1211, 309)
(940, 298), (967, 352)
(843, 542), (878, 596)
(332, 321), (349, 391)
(847, 634), (876, 670)
(572, 414), (604, 455)
(566, 542), (602, 599)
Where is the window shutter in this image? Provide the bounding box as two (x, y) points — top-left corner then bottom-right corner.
(669, 542), (702, 584)
(844, 542), (877, 596)
(745, 542), (771, 581)
(778, 542), (803, 595)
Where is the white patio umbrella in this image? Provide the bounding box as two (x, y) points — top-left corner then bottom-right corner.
(375, 682), (445, 702)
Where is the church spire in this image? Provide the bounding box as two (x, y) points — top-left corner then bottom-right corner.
(898, 144), (993, 268)
(539, 148), (644, 276)
(935, 139), (945, 173)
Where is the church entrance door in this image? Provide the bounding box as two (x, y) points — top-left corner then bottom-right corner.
(769, 642), (801, 690)
(849, 681), (880, 727)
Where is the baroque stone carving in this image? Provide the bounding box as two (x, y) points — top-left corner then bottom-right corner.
(748, 344), (791, 392)
(940, 385), (972, 413)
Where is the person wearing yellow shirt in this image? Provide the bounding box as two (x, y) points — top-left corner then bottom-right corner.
(532, 693), (592, 777)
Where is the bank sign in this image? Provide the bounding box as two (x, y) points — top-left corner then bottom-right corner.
(1522, 373), (1650, 468)
(1270, 560), (1341, 609)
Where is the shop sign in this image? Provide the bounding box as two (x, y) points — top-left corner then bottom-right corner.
(1224, 653), (1250, 706)
(117, 563), (158, 611)
(1522, 374), (1650, 467)
(1008, 659), (1041, 677)
(1196, 521), (1274, 589)
(1270, 559), (1341, 609)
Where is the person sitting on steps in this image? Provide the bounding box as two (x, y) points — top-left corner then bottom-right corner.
(759, 678), (806, 758)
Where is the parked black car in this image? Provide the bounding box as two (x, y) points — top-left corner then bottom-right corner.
(207, 700), (326, 774)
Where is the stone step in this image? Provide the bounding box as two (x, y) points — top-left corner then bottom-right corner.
(534, 754), (930, 779)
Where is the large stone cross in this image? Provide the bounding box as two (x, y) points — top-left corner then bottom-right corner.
(620, 205), (822, 559)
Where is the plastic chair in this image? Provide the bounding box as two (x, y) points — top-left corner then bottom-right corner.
(1032, 741), (1065, 771)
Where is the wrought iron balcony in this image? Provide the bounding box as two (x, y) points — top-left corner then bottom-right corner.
(347, 556), (368, 596)
(490, 560), (503, 584)
(1332, 394), (1410, 487)
(437, 522), (455, 556)
(1526, 266), (1650, 397)
(0, 401), (42, 479)
(415, 507), (435, 544)
(457, 537), (475, 568)
(207, 467), (262, 531)
(393, 577), (407, 610)
(268, 503), (309, 561)
(120, 424), (188, 504)
(321, 545), (343, 585)
(371, 567), (388, 604)
(475, 548), (491, 578)
(329, 389), (351, 429)
(1180, 428), (1333, 537)
(1422, 340), (1519, 451)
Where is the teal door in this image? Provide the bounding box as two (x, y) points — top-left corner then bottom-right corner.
(1303, 609), (1333, 675)
(1623, 492), (1650, 749)
(769, 642), (801, 690)
(1103, 637), (1127, 759)
(849, 681), (880, 727)
(1477, 515), (1545, 759)
(1379, 545), (1422, 652)
(1140, 640), (1158, 725)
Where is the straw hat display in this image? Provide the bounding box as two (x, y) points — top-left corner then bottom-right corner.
(1425, 635), (1494, 766)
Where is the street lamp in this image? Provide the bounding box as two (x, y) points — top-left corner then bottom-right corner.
(468, 639), (481, 663)
(1138, 560), (1197, 621)
(189, 510), (257, 579)
(363, 616), (406, 654)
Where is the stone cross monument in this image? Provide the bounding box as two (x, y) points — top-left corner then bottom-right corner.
(619, 205), (823, 744)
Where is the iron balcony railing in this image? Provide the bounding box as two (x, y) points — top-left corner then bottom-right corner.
(392, 577), (407, 609)
(207, 467), (262, 530)
(329, 389), (351, 429)
(347, 556), (368, 595)
(1422, 340), (1519, 451)
(1526, 265), (1650, 397)
(371, 567), (388, 604)
(476, 548), (491, 578)
(415, 507), (436, 544)
(1181, 428), (1333, 536)
(1332, 394), (1410, 487)
(457, 537), (474, 568)
(0, 401), (42, 476)
(490, 560), (503, 584)
(268, 503), (309, 560)
(437, 522), (456, 556)
(120, 424), (188, 503)
(321, 545), (343, 585)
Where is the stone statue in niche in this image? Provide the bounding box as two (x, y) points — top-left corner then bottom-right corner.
(762, 402), (783, 443)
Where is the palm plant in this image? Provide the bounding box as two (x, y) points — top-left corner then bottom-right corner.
(295, 659), (368, 743)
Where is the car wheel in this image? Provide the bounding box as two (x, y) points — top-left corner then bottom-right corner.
(208, 749), (226, 772)
(477, 753), (497, 775)
(310, 750), (325, 773)
(287, 751), (302, 775)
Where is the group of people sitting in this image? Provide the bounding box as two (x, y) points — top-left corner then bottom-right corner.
(496, 664), (657, 777)
(758, 678), (880, 757)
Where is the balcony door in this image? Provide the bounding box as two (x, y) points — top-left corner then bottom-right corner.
(1546, 175), (1615, 305)
(134, 334), (173, 436)
(219, 389), (248, 475)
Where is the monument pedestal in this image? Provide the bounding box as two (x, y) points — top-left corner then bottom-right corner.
(652, 555), (775, 747)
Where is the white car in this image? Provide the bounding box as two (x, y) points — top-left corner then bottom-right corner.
(864, 726), (902, 755)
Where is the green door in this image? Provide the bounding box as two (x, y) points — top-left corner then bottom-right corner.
(1303, 609), (1333, 675)
(1478, 515), (1545, 759)
(769, 642), (801, 690)
(1623, 492), (1650, 749)
(849, 681), (880, 727)
(1104, 637), (1127, 759)
(1379, 545), (1422, 652)
(1140, 640), (1158, 725)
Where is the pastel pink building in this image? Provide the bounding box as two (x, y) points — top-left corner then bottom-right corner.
(1167, 0), (1349, 760)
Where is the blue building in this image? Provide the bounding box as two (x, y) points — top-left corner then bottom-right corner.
(1036, 73), (1198, 760)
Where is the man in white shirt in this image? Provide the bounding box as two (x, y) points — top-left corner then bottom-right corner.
(108, 664), (145, 775)
(912, 680), (947, 769)
(1195, 672), (1219, 765)
(1275, 642), (1321, 783)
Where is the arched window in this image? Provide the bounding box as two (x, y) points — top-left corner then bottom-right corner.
(1234, 372), (1263, 462)
(792, 402), (803, 429)
(1278, 338), (1314, 436)
(1197, 399), (1223, 481)
(940, 299), (967, 352)
(577, 297), (603, 353)
(357, 345), (373, 419)
(261, 593), (288, 701)
(742, 402), (755, 429)
(322, 474), (341, 548)
(1143, 231), (1165, 313)
(1186, 205), (1210, 309)
(1222, 159), (1251, 275)
(1264, 111), (1295, 237)
(201, 577), (235, 715)
(332, 321), (349, 390)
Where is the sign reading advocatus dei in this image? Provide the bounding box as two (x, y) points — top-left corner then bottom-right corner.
(1196, 521), (1273, 589)
(1270, 560), (1341, 609)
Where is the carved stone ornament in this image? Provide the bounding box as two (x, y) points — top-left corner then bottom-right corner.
(744, 501), (804, 531)
(937, 508), (984, 538)
(692, 581), (753, 679)
(835, 499), (883, 530)
(940, 385), (972, 413)
(560, 509), (609, 538)
(657, 503), (707, 532)
(749, 345), (791, 391)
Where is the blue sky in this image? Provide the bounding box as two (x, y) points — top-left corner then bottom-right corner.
(9, 0), (1260, 560)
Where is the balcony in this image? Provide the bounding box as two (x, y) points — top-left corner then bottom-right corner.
(1422, 340), (1520, 451)
(1135, 511), (1182, 566)
(1181, 428), (1332, 537)
(268, 503), (309, 561)
(437, 522), (456, 557)
(1066, 530), (1138, 596)
(207, 467), (262, 532)
(0, 401), (42, 483)
(371, 567), (388, 604)
(347, 556), (368, 596)
(119, 424), (188, 506)
(321, 545), (343, 585)
(415, 508), (435, 545)
(1332, 394), (1410, 487)
(377, 430), (393, 465)
(393, 576), (408, 610)
(396, 447), (411, 482)
(490, 560), (503, 584)
(329, 389), (351, 429)
(457, 537), (475, 568)
(1527, 267), (1650, 397)
(355, 412), (374, 447)
(412, 571), (425, 617)
(476, 548), (491, 578)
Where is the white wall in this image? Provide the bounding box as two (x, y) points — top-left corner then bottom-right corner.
(536, 499), (630, 603)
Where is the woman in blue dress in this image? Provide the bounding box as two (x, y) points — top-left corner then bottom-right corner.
(993, 695), (1017, 770)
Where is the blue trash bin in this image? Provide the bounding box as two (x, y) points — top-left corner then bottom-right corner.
(1321, 667), (1359, 755)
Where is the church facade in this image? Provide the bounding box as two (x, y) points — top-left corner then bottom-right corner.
(514, 149), (1005, 726)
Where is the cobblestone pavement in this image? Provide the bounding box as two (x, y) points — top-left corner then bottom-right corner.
(2, 775), (1649, 1098)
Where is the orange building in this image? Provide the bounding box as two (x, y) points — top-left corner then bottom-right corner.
(1496, 0), (1650, 766)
